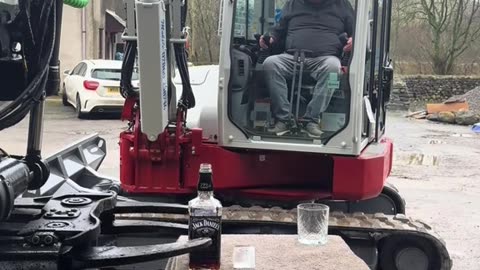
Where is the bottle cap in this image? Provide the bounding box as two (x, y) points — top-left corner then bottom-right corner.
(199, 163), (212, 173)
(198, 163), (213, 191)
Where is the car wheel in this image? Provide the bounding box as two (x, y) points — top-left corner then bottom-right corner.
(62, 85), (69, 106)
(76, 95), (87, 119)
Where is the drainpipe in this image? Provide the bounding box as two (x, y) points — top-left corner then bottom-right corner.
(46, 0), (64, 96)
(81, 7), (86, 59)
(99, 27), (105, 59)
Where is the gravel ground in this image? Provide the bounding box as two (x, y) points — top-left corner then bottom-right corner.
(1, 98), (480, 269)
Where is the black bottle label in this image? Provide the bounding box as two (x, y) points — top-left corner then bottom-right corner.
(188, 216), (222, 264)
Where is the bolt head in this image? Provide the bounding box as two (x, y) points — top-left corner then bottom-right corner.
(44, 235), (54, 245)
(31, 235), (40, 245)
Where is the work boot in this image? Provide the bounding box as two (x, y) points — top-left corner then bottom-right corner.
(268, 121), (289, 136)
(305, 122), (323, 138)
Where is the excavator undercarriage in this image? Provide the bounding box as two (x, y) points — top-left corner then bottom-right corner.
(2, 135), (449, 270)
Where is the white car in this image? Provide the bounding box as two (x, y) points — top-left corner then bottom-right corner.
(62, 60), (139, 118)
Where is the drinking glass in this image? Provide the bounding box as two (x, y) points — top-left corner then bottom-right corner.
(297, 203), (329, 245)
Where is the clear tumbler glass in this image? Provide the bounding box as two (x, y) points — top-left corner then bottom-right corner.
(297, 203), (329, 245)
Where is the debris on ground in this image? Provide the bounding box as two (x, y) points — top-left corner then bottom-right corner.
(473, 123), (480, 133)
(446, 86), (480, 115)
(418, 86), (480, 125)
(437, 111), (456, 124)
(426, 102), (469, 114)
(406, 110), (427, 119)
(455, 111), (479, 125)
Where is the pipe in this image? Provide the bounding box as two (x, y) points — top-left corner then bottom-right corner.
(81, 6), (86, 59)
(46, 0), (64, 96)
(63, 0), (90, 8)
(26, 99), (45, 158)
(99, 27), (105, 59)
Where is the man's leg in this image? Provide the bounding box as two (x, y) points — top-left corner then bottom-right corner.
(302, 56), (341, 138)
(263, 53), (295, 134)
(304, 56), (341, 123)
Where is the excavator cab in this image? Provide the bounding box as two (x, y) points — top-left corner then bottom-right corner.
(218, 0), (393, 155)
(119, 0), (396, 199)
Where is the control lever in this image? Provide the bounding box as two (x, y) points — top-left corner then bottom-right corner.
(338, 32), (349, 47)
(254, 33), (272, 48)
(286, 49), (308, 134)
(338, 32), (351, 68)
(254, 33), (272, 64)
(262, 34), (272, 47)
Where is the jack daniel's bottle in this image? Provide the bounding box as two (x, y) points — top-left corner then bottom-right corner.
(188, 164), (222, 269)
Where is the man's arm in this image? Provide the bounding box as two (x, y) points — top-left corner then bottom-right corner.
(343, 0), (355, 53)
(344, 0), (355, 37)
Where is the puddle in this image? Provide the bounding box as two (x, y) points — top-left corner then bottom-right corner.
(428, 139), (446, 145)
(396, 153), (440, 166)
(407, 153), (440, 166)
(451, 133), (474, 138)
(66, 130), (111, 136)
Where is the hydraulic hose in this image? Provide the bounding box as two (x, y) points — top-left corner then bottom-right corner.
(63, 0), (89, 8)
(0, 0), (57, 131)
(120, 41), (138, 99)
(176, 0), (195, 110)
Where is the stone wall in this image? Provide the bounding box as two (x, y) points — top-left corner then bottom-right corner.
(388, 76), (480, 111)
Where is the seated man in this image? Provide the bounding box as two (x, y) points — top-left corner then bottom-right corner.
(260, 0), (354, 138)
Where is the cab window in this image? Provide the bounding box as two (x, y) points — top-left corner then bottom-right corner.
(228, 0), (356, 143)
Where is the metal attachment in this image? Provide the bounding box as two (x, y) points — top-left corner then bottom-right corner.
(62, 197), (92, 206)
(27, 232), (58, 246)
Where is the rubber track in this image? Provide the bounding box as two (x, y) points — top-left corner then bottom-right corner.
(117, 206), (452, 270)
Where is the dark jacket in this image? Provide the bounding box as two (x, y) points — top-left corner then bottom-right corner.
(271, 0), (355, 57)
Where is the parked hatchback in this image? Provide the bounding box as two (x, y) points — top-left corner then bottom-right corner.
(62, 60), (139, 118)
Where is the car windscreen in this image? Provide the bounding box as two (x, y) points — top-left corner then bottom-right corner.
(91, 68), (139, 81)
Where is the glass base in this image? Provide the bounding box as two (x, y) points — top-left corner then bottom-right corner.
(298, 237), (328, 246)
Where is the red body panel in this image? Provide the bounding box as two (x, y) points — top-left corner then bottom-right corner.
(119, 123), (393, 201)
(332, 139), (394, 200)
